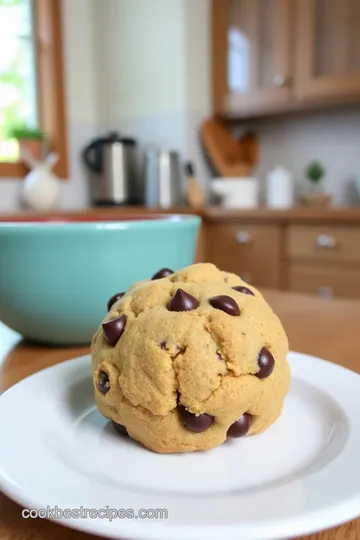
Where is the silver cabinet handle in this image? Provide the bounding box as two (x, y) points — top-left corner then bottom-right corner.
(316, 234), (337, 249)
(317, 286), (334, 298)
(240, 272), (251, 283)
(236, 231), (251, 244)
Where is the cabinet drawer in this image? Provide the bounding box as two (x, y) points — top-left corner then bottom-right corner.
(287, 225), (360, 264)
(289, 264), (360, 299)
(207, 224), (281, 288)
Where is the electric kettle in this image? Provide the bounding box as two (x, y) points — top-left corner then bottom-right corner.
(82, 131), (141, 206)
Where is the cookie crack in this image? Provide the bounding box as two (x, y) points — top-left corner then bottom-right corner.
(116, 385), (174, 417)
(128, 298), (144, 318)
(204, 324), (236, 376)
(171, 346), (187, 408)
(200, 371), (237, 406)
(171, 345), (187, 360)
(156, 341), (188, 410)
(172, 367), (180, 404)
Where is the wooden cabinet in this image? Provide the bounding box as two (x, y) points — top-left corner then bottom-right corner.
(212, 0), (360, 118)
(289, 264), (360, 299)
(286, 225), (360, 264)
(207, 223), (282, 288)
(212, 0), (292, 116)
(285, 222), (360, 300)
(194, 222), (208, 263)
(296, 0), (360, 102)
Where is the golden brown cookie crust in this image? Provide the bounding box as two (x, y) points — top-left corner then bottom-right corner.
(92, 263), (290, 453)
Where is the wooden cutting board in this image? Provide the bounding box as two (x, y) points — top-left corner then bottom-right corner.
(200, 118), (258, 177)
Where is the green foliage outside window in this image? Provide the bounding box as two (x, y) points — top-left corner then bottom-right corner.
(0, 0), (37, 161)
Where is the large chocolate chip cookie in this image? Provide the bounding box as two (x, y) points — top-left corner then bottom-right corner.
(91, 263), (290, 453)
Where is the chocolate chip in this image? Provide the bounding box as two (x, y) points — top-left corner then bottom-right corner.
(98, 370), (110, 394)
(227, 413), (252, 438)
(256, 347), (275, 378)
(168, 289), (199, 312)
(102, 314), (127, 346)
(160, 340), (169, 350)
(152, 268), (174, 280)
(209, 295), (240, 316)
(107, 292), (125, 311)
(112, 420), (128, 436)
(217, 350), (225, 361)
(232, 286), (254, 296)
(178, 405), (214, 432)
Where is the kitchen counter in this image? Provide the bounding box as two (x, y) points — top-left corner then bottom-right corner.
(3, 205), (360, 224)
(1, 289), (360, 540)
(204, 206), (360, 223)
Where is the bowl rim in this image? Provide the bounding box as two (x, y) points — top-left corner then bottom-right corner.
(0, 214), (201, 233)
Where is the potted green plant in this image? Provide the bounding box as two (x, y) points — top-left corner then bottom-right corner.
(301, 160), (331, 207)
(306, 161), (325, 186)
(7, 123), (47, 162)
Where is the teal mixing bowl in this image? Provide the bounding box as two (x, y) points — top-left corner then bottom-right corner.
(0, 213), (201, 345)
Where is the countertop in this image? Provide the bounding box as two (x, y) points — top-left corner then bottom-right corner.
(3, 205), (360, 223)
(1, 289), (360, 540)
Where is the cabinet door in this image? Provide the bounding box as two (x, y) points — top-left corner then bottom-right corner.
(289, 264), (360, 300)
(296, 0), (360, 101)
(212, 0), (293, 117)
(207, 223), (282, 288)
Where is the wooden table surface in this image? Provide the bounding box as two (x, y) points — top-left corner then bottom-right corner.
(1, 289), (360, 540)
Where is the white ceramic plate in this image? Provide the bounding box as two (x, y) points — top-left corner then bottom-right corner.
(0, 352), (360, 540)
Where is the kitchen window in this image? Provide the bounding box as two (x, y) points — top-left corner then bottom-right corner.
(0, 0), (67, 178)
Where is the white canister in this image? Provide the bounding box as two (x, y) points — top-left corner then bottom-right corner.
(211, 178), (259, 209)
(266, 166), (294, 209)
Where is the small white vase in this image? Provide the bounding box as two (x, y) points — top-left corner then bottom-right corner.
(21, 150), (62, 211)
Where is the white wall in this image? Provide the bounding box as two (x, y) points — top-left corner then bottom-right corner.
(92, 0), (212, 187)
(0, 0), (98, 213)
(184, 0), (212, 189)
(93, 0), (187, 152)
(59, 0), (98, 209)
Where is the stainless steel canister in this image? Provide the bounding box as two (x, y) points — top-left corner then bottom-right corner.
(144, 149), (185, 208)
